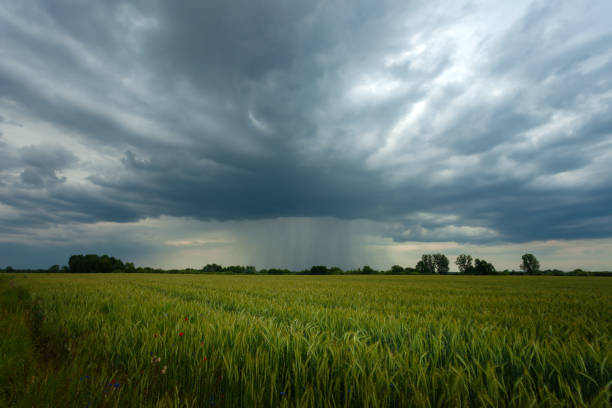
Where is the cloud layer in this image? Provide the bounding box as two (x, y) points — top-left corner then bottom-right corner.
(1, 1), (611, 268)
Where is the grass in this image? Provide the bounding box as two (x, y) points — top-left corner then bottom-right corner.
(1, 274), (611, 407)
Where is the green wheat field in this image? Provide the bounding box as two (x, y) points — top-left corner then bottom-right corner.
(1, 274), (611, 407)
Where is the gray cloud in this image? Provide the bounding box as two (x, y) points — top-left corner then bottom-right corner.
(1, 0), (612, 269)
(17, 144), (78, 187)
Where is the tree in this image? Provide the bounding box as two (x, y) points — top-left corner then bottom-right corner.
(310, 265), (329, 275)
(390, 265), (404, 274)
(455, 254), (473, 273)
(416, 255), (435, 274)
(226, 265), (247, 274)
(68, 254), (124, 273)
(473, 258), (496, 275)
(416, 254), (449, 274)
(520, 254), (540, 275)
(202, 263), (223, 273)
(361, 265), (376, 274)
(433, 254), (449, 274)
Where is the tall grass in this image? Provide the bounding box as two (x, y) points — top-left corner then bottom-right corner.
(1, 274), (611, 407)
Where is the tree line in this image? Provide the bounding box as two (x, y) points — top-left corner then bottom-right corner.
(1, 253), (610, 276)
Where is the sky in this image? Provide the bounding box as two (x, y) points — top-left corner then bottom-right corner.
(1, 0), (612, 271)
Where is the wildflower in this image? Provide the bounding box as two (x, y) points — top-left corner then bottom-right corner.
(184, 317), (189, 321)
(200, 341), (205, 346)
(179, 332), (184, 337)
(203, 356), (207, 362)
(280, 392), (286, 397)
(161, 365), (167, 375)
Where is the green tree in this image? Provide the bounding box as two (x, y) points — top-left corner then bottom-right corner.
(433, 254), (449, 274)
(416, 254), (449, 274)
(202, 263), (223, 273)
(473, 258), (496, 275)
(520, 254), (540, 275)
(455, 254), (473, 273)
(390, 265), (404, 274)
(310, 265), (329, 275)
(416, 255), (435, 274)
(361, 265), (376, 274)
(68, 254), (124, 273)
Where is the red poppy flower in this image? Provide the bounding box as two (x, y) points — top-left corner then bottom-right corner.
(184, 317), (188, 321)
(179, 332), (184, 337)
(202, 356), (207, 362)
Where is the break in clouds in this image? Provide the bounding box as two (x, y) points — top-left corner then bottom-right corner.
(1, 1), (612, 269)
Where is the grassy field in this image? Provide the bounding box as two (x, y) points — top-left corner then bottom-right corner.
(1, 274), (611, 407)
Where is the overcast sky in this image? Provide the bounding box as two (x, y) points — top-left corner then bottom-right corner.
(1, 0), (612, 271)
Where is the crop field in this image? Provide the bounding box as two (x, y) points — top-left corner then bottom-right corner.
(1, 274), (611, 407)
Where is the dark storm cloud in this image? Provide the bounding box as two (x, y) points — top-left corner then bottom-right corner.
(0, 0), (611, 248)
(0, 240), (151, 270)
(17, 144), (78, 186)
(0, 136), (17, 173)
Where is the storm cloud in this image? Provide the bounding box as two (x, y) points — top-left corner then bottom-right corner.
(1, 0), (611, 269)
